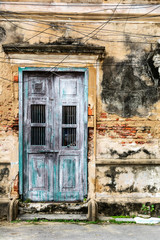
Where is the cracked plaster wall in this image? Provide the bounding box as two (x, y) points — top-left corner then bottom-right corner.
(96, 166), (160, 195)
(0, 24), (19, 199)
(0, 3), (160, 205)
(97, 24), (160, 200)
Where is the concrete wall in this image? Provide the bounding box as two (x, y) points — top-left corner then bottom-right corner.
(0, 1), (160, 215)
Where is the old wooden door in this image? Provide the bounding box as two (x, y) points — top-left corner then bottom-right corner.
(22, 70), (87, 201)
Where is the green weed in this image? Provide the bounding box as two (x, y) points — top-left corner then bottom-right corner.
(109, 219), (136, 224)
(141, 204), (155, 215)
(24, 198), (32, 203)
(111, 216), (134, 219)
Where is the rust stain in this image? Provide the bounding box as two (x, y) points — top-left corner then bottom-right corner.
(95, 178), (102, 193)
(88, 105), (93, 116)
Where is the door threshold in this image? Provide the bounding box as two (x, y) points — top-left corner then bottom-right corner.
(18, 213), (88, 221)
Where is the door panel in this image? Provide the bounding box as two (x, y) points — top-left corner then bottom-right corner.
(29, 155), (46, 190)
(23, 71), (87, 201)
(60, 79), (77, 96)
(54, 154), (81, 201)
(28, 154), (55, 201)
(59, 155), (78, 191)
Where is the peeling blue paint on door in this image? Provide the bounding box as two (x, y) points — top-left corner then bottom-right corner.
(19, 67), (88, 201)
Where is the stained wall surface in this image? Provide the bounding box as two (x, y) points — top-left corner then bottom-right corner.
(0, 1), (160, 213)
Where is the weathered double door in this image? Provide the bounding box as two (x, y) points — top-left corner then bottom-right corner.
(23, 71), (87, 201)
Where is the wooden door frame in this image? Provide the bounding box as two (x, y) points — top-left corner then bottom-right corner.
(18, 67), (88, 200)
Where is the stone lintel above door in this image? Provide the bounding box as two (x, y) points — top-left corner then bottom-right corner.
(2, 43), (105, 56)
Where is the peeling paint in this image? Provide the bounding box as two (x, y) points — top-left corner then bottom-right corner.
(1, 2), (160, 216)
(0, 167), (9, 181)
(0, 26), (6, 42)
(110, 148), (154, 159)
(96, 166), (160, 195)
(101, 54), (159, 118)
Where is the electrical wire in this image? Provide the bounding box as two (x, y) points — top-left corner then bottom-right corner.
(0, 2), (157, 8)
(0, 13), (61, 39)
(1, 10), (160, 41)
(41, 1), (125, 76)
(83, 0), (122, 43)
(43, 1), (160, 75)
(0, 56), (153, 84)
(0, 4), (159, 84)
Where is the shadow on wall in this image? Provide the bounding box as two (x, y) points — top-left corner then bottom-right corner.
(101, 46), (160, 118)
(0, 27), (6, 42)
(0, 167), (9, 195)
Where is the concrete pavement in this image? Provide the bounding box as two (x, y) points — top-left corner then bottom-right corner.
(1, 221), (160, 240)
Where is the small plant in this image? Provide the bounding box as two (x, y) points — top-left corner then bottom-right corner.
(11, 220), (21, 223)
(141, 204), (155, 215)
(111, 216), (132, 219)
(150, 204), (155, 213)
(26, 218), (39, 223)
(12, 219), (103, 224)
(109, 219), (136, 224)
(24, 198), (32, 203)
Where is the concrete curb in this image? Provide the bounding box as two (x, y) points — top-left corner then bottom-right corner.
(8, 198), (19, 222)
(99, 216), (160, 224)
(18, 213), (88, 221)
(0, 199), (10, 221)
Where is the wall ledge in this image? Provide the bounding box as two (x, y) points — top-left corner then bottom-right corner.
(2, 44), (105, 55)
(96, 159), (160, 165)
(0, 162), (11, 165)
